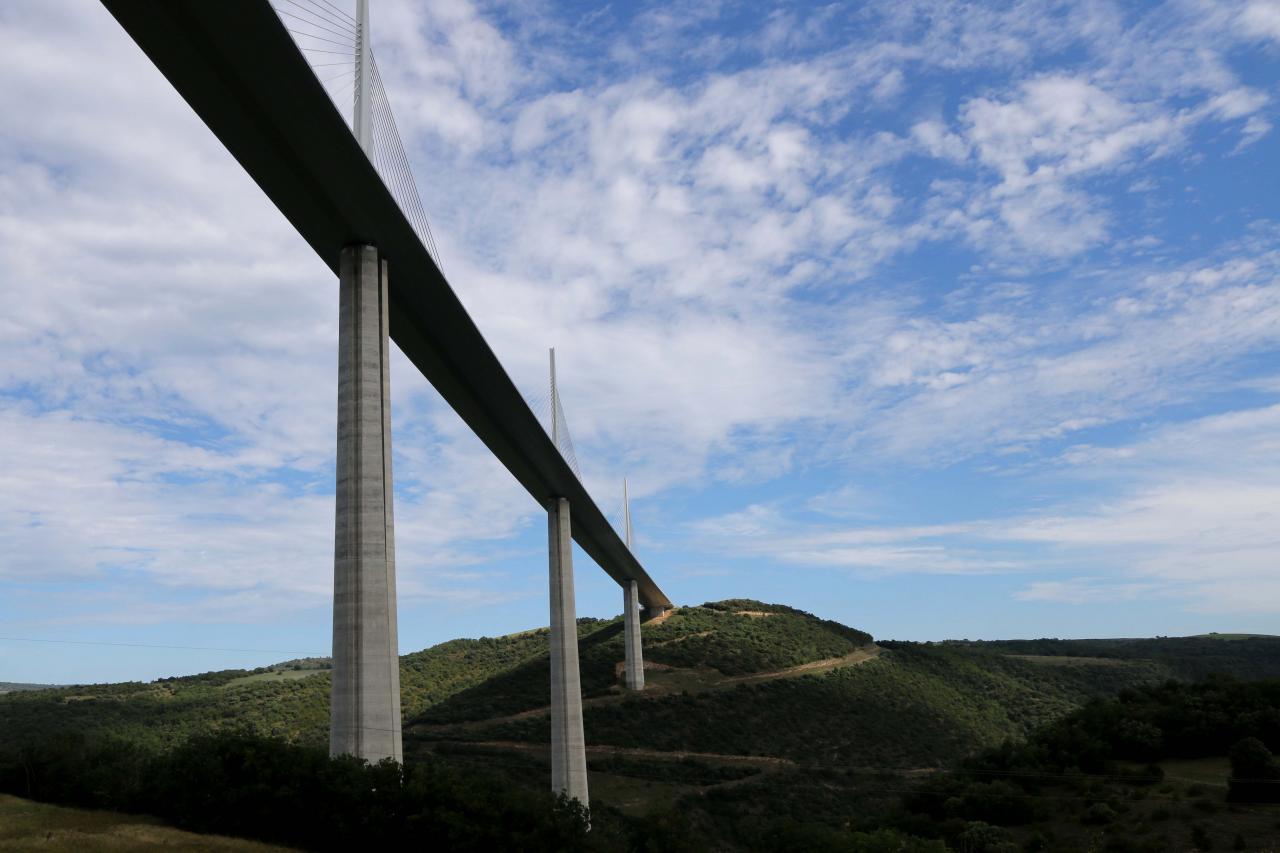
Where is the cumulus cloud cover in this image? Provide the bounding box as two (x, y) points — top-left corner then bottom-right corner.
(1, 0), (1277, 680)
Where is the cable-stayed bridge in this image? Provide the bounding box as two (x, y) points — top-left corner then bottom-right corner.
(100, 0), (670, 806)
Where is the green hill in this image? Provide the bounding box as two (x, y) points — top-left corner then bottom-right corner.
(0, 682), (60, 694)
(0, 630), (535, 751)
(4, 601), (1280, 850)
(5, 602), (1280, 763)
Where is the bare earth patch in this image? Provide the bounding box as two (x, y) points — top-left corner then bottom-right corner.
(224, 669), (324, 688)
(722, 645), (881, 685)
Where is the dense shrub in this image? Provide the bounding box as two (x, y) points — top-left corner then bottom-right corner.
(1227, 736), (1280, 803)
(0, 730), (589, 851)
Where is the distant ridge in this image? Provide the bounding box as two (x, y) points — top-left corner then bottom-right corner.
(0, 682), (60, 694)
(1196, 632), (1280, 640)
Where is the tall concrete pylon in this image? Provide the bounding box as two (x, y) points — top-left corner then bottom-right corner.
(622, 480), (644, 691)
(330, 245), (402, 763)
(330, 3), (402, 764)
(546, 350), (589, 803)
(547, 495), (589, 803)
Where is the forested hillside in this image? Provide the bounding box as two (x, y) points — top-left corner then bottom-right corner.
(0, 622), (587, 751)
(4, 602), (1280, 850)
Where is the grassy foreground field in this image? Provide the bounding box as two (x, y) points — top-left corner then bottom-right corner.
(0, 794), (293, 851)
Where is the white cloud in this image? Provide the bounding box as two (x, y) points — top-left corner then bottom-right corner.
(691, 505), (1009, 575)
(1235, 115), (1273, 151)
(692, 400), (1280, 614)
(3, 0), (1279, 640)
(911, 120), (969, 162)
(1240, 1), (1280, 42)
(0, 1), (557, 628)
(856, 242), (1280, 461)
(871, 68), (905, 102)
(1014, 578), (1164, 605)
(925, 74), (1193, 255)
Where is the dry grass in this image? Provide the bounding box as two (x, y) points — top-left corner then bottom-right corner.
(1159, 756), (1232, 787)
(584, 771), (694, 816)
(1004, 654), (1135, 667)
(223, 669), (322, 688)
(0, 794), (294, 851)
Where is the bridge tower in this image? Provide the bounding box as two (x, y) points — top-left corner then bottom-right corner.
(330, 0), (403, 764)
(622, 479), (645, 691)
(547, 349), (589, 803)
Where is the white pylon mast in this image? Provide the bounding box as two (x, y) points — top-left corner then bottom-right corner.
(354, 0), (373, 153)
(549, 347), (559, 446)
(623, 478), (633, 550)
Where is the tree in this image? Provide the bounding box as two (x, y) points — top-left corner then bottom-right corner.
(1227, 737), (1280, 803)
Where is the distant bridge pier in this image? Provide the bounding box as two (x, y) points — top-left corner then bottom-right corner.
(640, 604), (669, 621)
(547, 496), (589, 804)
(330, 243), (403, 764)
(621, 480), (644, 690)
(623, 580), (644, 690)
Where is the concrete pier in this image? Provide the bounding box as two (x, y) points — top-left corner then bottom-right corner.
(330, 243), (403, 764)
(547, 496), (589, 804)
(623, 580), (644, 690)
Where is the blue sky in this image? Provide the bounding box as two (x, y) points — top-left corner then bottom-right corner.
(2, 0), (1280, 684)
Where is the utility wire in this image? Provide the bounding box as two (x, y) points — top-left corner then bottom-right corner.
(522, 387), (552, 435)
(320, 68), (358, 85)
(324, 81), (358, 105)
(371, 87), (443, 272)
(283, 0), (356, 34)
(368, 56), (445, 271)
(273, 4), (448, 277)
(369, 99), (424, 247)
(312, 0), (357, 25)
(284, 29), (355, 49)
(553, 392), (583, 480)
(368, 96), (417, 219)
(272, 7), (355, 41)
(520, 371), (583, 479)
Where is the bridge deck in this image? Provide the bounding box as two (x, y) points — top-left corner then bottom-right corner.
(100, 0), (672, 610)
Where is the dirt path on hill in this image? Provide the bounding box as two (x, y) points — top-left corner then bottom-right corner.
(720, 645), (880, 685)
(437, 740), (940, 785)
(451, 740), (798, 768)
(646, 630), (714, 648)
(408, 644), (882, 735)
